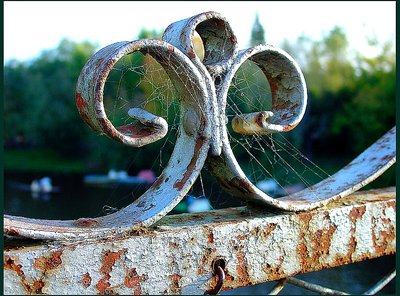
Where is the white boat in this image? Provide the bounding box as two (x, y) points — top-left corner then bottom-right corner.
(256, 178), (305, 197)
(83, 169), (154, 186)
(9, 177), (60, 194)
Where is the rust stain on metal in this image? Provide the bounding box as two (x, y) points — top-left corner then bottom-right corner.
(169, 273), (183, 294)
(267, 75), (279, 99)
(386, 200), (396, 210)
(116, 124), (154, 138)
(74, 218), (100, 227)
(151, 173), (165, 190)
(215, 19), (225, 28)
(4, 256), (45, 294)
(4, 256), (23, 276)
(343, 205), (367, 263)
(263, 223), (277, 236)
(75, 92), (88, 111)
(95, 274), (112, 295)
(228, 177), (253, 194)
(2, 188), (396, 294)
(4, 256), (25, 284)
(32, 280), (45, 294)
(275, 101), (292, 111)
(33, 250), (63, 271)
(127, 226), (152, 237)
(96, 249), (127, 294)
(349, 205), (366, 223)
(207, 231), (214, 243)
(256, 112), (265, 126)
(381, 201), (395, 217)
(191, 214), (205, 221)
(249, 226), (261, 237)
(188, 49), (196, 59)
(371, 218), (395, 254)
(198, 247), (217, 275)
(100, 249), (127, 274)
(124, 268), (146, 295)
(174, 136), (204, 190)
(345, 234), (357, 262)
(236, 234), (247, 240)
(97, 117), (121, 141)
(281, 121), (300, 132)
(263, 256), (285, 280)
(314, 224), (337, 257)
(75, 92), (98, 132)
(4, 228), (20, 237)
(81, 272), (92, 289)
(296, 213), (313, 272)
(298, 212), (312, 227)
(306, 216), (337, 268)
(232, 244), (251, 287)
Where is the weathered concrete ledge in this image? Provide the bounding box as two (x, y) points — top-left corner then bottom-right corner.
(3, 187), (396, 295)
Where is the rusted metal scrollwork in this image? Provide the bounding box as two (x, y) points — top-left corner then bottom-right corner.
(4, 11), (396, 241)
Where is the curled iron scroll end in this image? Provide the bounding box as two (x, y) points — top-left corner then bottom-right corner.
(75, 40), (174, 148)
(126, 108), (168, 147)
(231, 111), (275, 135)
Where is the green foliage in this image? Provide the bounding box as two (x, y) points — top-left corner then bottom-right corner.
(283, 26), (395, 157)
(3, 26), (395, 186)
(138, 28), (162, 39)
(4, 39), (98, 158)
(331, 43), (396, 152)
(4, 149), (86, 173)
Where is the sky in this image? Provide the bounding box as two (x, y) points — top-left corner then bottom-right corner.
(4, 1), (396, 63)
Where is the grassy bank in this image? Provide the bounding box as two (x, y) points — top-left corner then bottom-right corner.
(4, 149), (86, 173)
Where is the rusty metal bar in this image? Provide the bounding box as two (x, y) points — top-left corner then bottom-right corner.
(3, 187), (395, 295)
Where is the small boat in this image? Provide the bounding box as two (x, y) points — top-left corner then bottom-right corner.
(256, 178), (305, 197)
(173, 195), (212, 213)
(187, 195), (212, 213)
(8, 177), (60, 194)
(83, 169), (155, 186)
(256, 178), (283, 197)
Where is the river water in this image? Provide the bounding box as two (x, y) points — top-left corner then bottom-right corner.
(4, 171), (395, 294)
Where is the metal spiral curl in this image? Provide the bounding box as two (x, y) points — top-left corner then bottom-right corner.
(4, 11), (396, 241)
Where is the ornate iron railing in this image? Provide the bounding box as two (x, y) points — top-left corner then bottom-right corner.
(3, 11), (396, 295)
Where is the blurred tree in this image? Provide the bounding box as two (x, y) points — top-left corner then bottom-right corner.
(3, 60), (30, 142)
(331, 40), (395, 153)
(3, 27), (395, 179)
(250, 13), (266, 46)
(280, 26), (394, 158)
(4, 39), (98, 156)
(138, 28), (162, 39)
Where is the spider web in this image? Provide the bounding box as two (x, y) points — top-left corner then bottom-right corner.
(226, 59), (331, 198)
(99, 41), (331, 213)
(100, 50), (182, 213)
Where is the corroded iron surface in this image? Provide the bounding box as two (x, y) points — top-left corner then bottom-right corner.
(208, 126), (396, 211)
(4, 188), (396, 295)
(3, 11), (396, 241)
(4, 39), (212, 240)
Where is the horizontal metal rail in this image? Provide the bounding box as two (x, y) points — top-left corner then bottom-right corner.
(3, 187), (395, 295)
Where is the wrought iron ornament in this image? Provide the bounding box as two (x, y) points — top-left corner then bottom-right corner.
(4, 11), (396, 240)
